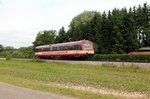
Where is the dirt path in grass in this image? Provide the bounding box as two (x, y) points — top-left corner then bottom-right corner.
(47, 83), (149, 99)
(0, 82), (74, 99)
(0, 81), (148, 99)
(71, 85), (148, 99)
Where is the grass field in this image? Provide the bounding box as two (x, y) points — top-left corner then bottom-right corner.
(0, 60), (149, 99)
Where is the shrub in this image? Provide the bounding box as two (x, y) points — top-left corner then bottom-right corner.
(5, 54), (12, 61)
(91, 54), (150, 62)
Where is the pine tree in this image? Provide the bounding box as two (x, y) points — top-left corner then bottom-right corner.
(55, 27), (67, 43)
(90, 12), (102, 53)
(111, 9), (124, 53)
(121, 8), (138, 53)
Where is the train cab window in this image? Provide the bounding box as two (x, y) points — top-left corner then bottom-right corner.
(84, 42), (92, 49)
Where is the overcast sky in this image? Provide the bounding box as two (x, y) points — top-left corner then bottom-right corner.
(0, 0), (149, 48)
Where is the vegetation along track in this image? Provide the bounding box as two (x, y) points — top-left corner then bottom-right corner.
(0, 58), (150, 69)
(45, 59), (150, 69)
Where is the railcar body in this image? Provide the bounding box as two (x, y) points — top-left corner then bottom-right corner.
(128, 47), (150, 54)
(35, 40), (94, 58)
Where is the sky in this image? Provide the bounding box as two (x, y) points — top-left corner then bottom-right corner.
(0, 0), (149, 48)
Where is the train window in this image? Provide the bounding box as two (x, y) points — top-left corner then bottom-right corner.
(35, 48), (39, 52)
(73, 45), (81, 50)
(57, 47), (59, 51)
(41, 48), (44, 51)
(62, 46), (65, 50)
(57, 46), (72, 50)
(59, 46), (63, 50)
(37, 48), (43, 52)
(35, 47), (51, 52)
(69, 46), (73, 50)
(43, 48), (49, 51)
(58, 45), (81, 51)
(84, 42), (92, 49)
(65, 46), (73, 50)
(63, 46), (69, 50)
(52, 47), (58, 51)
(67, 46), (69, 50)
(49, 47), (51, 51)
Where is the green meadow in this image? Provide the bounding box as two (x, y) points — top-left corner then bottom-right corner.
(0, 60), (149, 99)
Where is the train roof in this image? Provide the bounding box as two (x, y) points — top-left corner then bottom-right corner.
(50, 40), (91, 46)
(36, 45), (50, 48)
(138, 47), (150, 51)
(128, 47), (150, 54)
(36, 40), (92, 48)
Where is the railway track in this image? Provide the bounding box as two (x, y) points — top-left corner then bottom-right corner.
(0, 58), (150, 69)
(45, 59), (150, 69)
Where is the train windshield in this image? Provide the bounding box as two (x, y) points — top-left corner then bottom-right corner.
(84, 42), (92, 49)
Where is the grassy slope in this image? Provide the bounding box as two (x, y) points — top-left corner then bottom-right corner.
(0, 60), (149, 98)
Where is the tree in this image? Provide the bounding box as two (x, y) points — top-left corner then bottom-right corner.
(110, 9), (124, 53)
(17, 46), (34, 58)
(68, 11), (97, 41)
(33, 30), (56, 48)
(86, 12), (102, 53)
(0, 44), (4, 52)
(5, 46), (14, 51)
(67, 3), (150, 54)
(89, 12), (102, 42)
(142, 3), (150, 46)
(55, 27), (67, 43)
(98, 11), (111, 54)
(121, 8), (138, 53)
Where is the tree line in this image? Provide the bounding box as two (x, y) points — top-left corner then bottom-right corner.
(0, 45), (34, 58)
(33, 3), (150, 54)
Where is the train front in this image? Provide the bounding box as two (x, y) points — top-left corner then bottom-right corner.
(82, 40), (94, 58)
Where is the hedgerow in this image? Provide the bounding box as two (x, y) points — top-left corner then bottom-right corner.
(91, 54), (150, 62)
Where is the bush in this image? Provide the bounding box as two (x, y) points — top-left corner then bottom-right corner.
(91, 54), (150, 62)
(0, 49), (34, 59)
(31, 57), (45, 63)
(5, 54), (12, 61)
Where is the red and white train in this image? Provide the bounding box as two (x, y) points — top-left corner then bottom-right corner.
(35, 40), (94, 59)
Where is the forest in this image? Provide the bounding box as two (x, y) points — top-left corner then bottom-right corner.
(0, 3), (150, 58)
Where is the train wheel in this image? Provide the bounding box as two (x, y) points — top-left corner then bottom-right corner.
(84, 54), (94, 59)
(84, 53), (89, 59)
